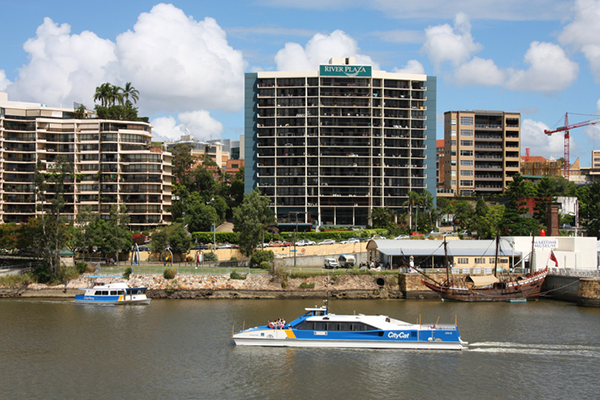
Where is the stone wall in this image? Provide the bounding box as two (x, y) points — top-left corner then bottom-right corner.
(578, 278), (600, 307)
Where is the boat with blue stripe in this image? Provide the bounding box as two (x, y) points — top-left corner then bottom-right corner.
(75, 279), (151, 305)
(233, 306), (467, 350)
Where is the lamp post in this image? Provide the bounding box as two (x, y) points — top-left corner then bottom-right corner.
(290, 212), (301, 268)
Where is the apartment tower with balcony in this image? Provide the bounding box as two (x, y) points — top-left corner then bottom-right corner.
(443, 110), (520, 196)
(244, 57), (436, 229)
(0, 93), (173, 230)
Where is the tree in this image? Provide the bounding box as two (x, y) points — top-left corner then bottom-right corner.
(371, 207), (395, 231)
(187, 198), (219, 233)
(232, 188), (274, 257)
(167, 225), (192, 261)
(579, 180), (600, 238)
(453, 200), (474, 230)
(33, 156), (73, 275)
(105, 205), (132, 266)
(172, 143), (195, 188)
(404, 191), (422, 232)
(533, 177), (556, 226)
(121, 82), (139, 104)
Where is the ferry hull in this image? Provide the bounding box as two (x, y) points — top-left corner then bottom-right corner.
(233, 337), (466, 350)
(74, 295), (151, 305)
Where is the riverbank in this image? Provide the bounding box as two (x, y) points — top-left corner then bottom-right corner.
(0, 273), (411, 300)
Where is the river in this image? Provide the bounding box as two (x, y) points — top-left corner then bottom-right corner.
(1, 298), (599, 399)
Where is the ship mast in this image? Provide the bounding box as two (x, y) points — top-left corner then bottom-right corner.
(493, 234), (500, 278)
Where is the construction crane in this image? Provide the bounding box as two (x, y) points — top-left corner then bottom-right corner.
(544, 112), (600, 179)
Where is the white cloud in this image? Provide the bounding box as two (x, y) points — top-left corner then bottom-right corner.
(0, 70), (10, 91)
(392, 60), (425, 75)
(4, 4), (245, 116)
(151, 116), (182, 141)
(151, 110), (223, 142)
(5, 17), (116, 107)
(558, 0), (600, 82)
(178, 110), (224, 140)
(421, 15), (578, 92)
(115, 4), (245, 114)
(274, 30), (379, 71)
(504, 42), (578, 93)
(521, 119), (565, 159)
(453, 57), (505, 86)
(421, 13), (483, 70)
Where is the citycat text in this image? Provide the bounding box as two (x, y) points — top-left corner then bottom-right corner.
(388, 331), (410, 339)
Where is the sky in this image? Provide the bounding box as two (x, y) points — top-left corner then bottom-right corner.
(1, 0), (600, 166)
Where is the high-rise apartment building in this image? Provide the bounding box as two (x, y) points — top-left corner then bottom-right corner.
(244, 57), (436, 229)
(443, 110), (520, 196)
(0, 93), (173, 230)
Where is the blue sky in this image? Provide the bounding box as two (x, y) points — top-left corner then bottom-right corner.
(1, 0), (600, 166)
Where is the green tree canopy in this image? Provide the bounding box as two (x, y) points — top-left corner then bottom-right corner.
(232, 188), (274, 256)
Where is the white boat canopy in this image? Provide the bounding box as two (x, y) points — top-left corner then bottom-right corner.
(466, 275), (499, 287)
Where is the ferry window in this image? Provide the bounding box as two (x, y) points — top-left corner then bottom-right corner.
(110, 291), (118, 295)
(295, 321), (314, 330)
(314, 322), (327, 331)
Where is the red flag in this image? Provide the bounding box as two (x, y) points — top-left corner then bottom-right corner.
(550, 250), (559, 268)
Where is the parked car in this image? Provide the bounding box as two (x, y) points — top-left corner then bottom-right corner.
(394, 235), (409, 240)
(191, 244), (209, 250)
(340, 238), (360, 244)
(136, 246), (150, 252)
(295, 239), (315, 246)
(368, 235), (385, 240)
(459, 230), (471, 236)
(282, 241), (293, 247)
(318, 239), (336, 245)
(216, 243), (233, 249)
(324, 258), (339, 268)
(339, 254), (356, 268)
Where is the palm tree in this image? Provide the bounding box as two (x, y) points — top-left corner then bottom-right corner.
(121, 82), (140, 105)
(404, 191), (422, 232)
(93, 83), (112, 107)
(108, 85), (123, 106)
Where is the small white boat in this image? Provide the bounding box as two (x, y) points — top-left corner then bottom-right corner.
(233, 306), (467, 350)
(75, 281), (151, 305)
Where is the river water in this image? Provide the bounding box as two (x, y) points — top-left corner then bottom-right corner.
(1, 298), (599, 399)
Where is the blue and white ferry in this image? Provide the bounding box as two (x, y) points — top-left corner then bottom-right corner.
(232, 306), (467, 350)
(75, 281), (151, 305)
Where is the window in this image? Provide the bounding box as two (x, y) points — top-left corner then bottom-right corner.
(460, 116), (473, 126)
(460, 180), (473, 187)
(457, 258), (468, 264)
(451, 170), (456, 177)
(474, 258), (485, 264)
(451, 119), (457, 125)
(451, 150), (457, 157)
(461, 129), (473, 136)
(450, 180), (457, 186)
(460, 170), (473, 176)
(450, 160), (457, 166)
(460, 140), (473, 147)
(460, 150), (473, 157)
(451, 129), (457, 137)
(460, 160), (473, 166)
(450, 140), (457, 146)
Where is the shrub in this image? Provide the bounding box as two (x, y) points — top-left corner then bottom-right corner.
(230, 271), (246, 280)
(230, 257), (237, 261)
(299, 282), (315, 289)
(123, 267), (132, 279)
(203, 252), (218, 262)
(75, 261), (88, 274)
(259, 261), (271, 270)
(251, 250), (274, 267)
(163, 268), (177, 280)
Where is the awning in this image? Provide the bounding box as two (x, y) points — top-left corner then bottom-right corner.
(466, 275), (499, 287)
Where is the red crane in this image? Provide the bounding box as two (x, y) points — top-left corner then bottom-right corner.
(544, 112), (600, 179)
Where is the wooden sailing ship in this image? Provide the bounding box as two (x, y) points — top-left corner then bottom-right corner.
(421, 237), (548, 302)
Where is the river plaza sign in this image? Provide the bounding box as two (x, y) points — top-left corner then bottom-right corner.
(320, 65), (372, 77)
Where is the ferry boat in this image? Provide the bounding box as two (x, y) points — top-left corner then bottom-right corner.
(74, 281), (151, 305)
(232, 306), (467, 350)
